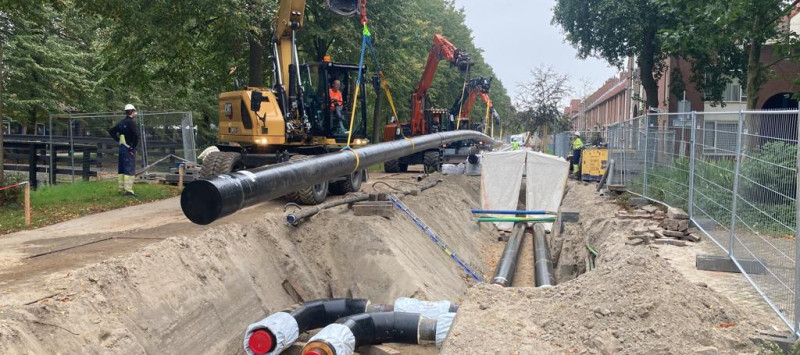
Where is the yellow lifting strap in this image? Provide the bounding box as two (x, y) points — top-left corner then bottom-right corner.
(455, 81), (467, 130)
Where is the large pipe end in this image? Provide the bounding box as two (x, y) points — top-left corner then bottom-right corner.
(181, 180), (224, 225)
(286, 214), (298, 226)
(301, 342), (334, 355)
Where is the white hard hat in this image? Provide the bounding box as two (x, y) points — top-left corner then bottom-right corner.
(124, 104), (136, 111)
(574, 131), (580, 136)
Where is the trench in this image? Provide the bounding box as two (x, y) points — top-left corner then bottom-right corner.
(0, 174), (495, 354)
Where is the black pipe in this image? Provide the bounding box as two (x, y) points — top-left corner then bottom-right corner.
(491, 223), (527, 287)
(301, 312), (434, 354)
(246, 298), (377, 355)
(183, 131), (491, 225)
(289, 298), (372, 332)
(533, 223), (556, 287)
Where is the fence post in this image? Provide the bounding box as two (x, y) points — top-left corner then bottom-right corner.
(48, 114), (55, 185)
(729, 110), (745, 259)
(794, 110), (800, 338)
(643, 116), (650, 198)
(688, 112), (697, 219)
(69, 118), (75, 183)
(27, 143), (37, 188)
(24, 181), (31, 226)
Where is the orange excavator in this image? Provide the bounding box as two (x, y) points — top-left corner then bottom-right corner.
(442, 76), (499, 163)
(382, 34), (471, 173)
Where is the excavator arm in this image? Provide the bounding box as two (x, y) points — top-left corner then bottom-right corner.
(410, 34), (471, 136)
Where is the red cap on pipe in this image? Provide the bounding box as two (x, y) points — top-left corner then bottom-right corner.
(303, 349), (326, 355)
(248, 330), (274, 355)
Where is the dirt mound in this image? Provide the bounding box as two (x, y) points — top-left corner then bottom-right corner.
(0, 175), (493, 354)
(441, 182), (762, 354)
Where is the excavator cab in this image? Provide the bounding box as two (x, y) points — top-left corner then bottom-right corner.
(301, 61), (369, 145)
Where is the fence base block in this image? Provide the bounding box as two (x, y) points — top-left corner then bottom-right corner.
(696, 255), (766, 275)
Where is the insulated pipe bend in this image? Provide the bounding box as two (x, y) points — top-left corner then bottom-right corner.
(301, 312), (457, 355)
(182, 131), (494, 225)
(244, 298), (378, 355)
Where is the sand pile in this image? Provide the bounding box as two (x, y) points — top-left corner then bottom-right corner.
(0, 175), (493, 354)
(441, 182), (764, 354)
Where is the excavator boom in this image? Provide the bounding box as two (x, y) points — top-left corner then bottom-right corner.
(410, 34), (471, 136)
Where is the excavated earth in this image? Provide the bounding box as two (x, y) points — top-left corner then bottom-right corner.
(0, 173), (781, 354)
(441, 181), (773, 354)
(0, 174), (492, 354)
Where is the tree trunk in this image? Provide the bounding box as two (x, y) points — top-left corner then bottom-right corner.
(313, 37), (331, 61)
(248, 35), (264, 87)
(637, 52), (660, 124)
(745, 17), (764, 110)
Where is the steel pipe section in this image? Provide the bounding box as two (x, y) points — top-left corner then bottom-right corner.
(533, 223), (557, 287)
(491, 223), (527, 287)
(182, 131), (492, 225)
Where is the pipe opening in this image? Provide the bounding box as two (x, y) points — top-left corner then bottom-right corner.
(181, 180), (224, 225)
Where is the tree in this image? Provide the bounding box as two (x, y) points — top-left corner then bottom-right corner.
(2, 1), (98, 132)
(513, 65), (571, 135)
(552, 0), (673, 111)
(658, 0), (800, 109)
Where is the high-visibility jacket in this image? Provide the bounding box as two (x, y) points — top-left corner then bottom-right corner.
(572, 137), (583, 150)
(329, 88), (343, 109)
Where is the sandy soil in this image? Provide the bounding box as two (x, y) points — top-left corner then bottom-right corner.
(441, 181), (779, 354)
(0, 172), (495, 354)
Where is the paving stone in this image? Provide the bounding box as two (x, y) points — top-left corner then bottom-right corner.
(667, 207), (689, 220)
(641, 205), (658, 213)
(647, 225), (661, 232)
(677, 219), (690, 232)
(663, 230), (686, 238)
(685, 233), (702, 242)
(629, 197), (648, 207)
(633, 227), (649, 235)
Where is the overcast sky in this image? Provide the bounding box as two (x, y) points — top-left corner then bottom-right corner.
(453, 0), (618, 105)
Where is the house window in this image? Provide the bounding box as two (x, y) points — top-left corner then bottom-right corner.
(722, 80), (746, 103)
(703, 121), (738, 155)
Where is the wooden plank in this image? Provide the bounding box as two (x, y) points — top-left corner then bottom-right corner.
(281, 279), (308, 303)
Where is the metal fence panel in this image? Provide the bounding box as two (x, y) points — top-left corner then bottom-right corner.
(613, 110), (800, 336)
(47, 111), (195, 182)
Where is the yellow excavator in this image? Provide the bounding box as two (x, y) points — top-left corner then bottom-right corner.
(199, 0), (368, 204)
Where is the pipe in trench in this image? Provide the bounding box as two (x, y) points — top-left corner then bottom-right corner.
(471, 209), (552, 215)
(182, 131), (493, 225)
(244, 298), (457, 355)
(301, 311), (457, 355)
(533, 223), (557, 287)
(491, 223), (527, 287)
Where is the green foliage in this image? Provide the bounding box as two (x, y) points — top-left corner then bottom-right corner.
(640, 142), (797, 236)
(1, 1), (102, 130)
(0, 0), (514, 141)
(0, 180), (179, 234)
(656, 0), (798, 108)
(552, 0), (674, 109)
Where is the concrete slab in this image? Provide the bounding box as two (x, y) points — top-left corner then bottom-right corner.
(695, 255), (766, 275)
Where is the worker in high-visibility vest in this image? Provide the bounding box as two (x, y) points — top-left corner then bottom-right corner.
(108, 104), (139, 196)
(570, 131), (583, 176)
(512, 139), (520, 150)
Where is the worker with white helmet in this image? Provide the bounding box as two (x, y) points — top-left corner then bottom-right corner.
(107, 104), (140, 196)
(570, 131), (583, 178)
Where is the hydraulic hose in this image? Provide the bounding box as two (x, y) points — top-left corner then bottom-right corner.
(182, 131), (493, 225)
(300, 312), (457, 355)
(533, 223), (557, 287)
(491, 223), (526, 287)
